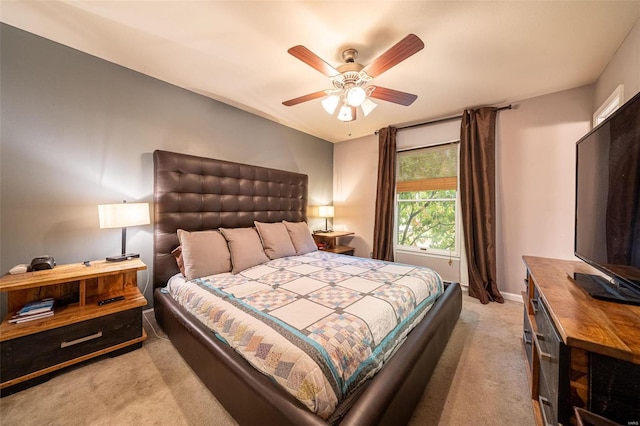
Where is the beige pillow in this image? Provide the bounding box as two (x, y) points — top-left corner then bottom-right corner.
(177, 229), (232, 280)
(219, 227), (270, 273)
(254, 221), (296, 260)
(283, 221), (318, 255)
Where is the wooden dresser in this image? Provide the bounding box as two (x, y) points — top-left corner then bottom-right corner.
(0, 259), (147, 395)
(522, 256), (640, 426)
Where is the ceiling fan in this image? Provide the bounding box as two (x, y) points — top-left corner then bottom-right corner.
(282, 34), (424, 122)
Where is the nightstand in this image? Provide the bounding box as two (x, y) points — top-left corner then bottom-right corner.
(313, 231), (355, 255)
(0, 259), (147, 396)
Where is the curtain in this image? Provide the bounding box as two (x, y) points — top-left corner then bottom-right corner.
(373, 126), (397, 261)
(460, 108), (504, 304)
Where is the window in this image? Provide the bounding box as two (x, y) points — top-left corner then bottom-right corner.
(395, 142), (460, 256)
(593, 84), (624, 127)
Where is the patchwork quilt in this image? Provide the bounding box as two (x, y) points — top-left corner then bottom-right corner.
(167, 251), (443, 419)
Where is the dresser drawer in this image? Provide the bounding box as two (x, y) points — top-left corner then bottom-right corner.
(1, 308), (142, 382)
(522, 308), (534, 368)
(536, 300), (561, 380)
(533, 298), (570, 425)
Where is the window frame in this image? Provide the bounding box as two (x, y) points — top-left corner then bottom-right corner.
(394, 141), (462, 259)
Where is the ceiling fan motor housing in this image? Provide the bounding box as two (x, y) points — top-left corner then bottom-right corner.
(341, 48), (358, 63)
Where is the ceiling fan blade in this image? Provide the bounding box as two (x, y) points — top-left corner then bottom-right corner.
(365, 34), (424, 78)
(369, 86), (418, 106)
(288, 45), (339, 77)
(282, 90), (327, 106)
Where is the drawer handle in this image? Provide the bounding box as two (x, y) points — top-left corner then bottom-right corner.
(531, 329), (555, 363)
(530, 298), (539, 314)
(539, 351), (553, 362)
(523, 331), (532, 345)
(61, 331), (103, 348)
(538, 396), (554, 426)
(535, 339), (554, 363)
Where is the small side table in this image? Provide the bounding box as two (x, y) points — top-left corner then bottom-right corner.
(313, 231), (355, 255)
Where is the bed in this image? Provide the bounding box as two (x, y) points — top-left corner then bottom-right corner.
(152, 149), (462, 425)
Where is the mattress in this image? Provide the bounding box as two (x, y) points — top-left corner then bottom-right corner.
(166, 251), (444, 419)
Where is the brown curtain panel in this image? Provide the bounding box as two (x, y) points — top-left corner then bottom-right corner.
(460, 108), (504, 304)
(373, 126), (397, 261)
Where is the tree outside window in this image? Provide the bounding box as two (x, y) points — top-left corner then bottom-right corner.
(396, 143), (459, 254)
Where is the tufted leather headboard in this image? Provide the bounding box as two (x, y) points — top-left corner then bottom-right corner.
(153, 150), (308, 288)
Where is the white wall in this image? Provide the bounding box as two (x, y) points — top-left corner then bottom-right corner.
(333, 135), (377, 258)
(496, 87), (592, 295)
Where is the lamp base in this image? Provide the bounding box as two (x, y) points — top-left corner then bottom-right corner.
(106, 253), (140, 262)
(313, 229), (333, 234)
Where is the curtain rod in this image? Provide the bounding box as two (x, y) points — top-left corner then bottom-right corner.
(374, 104), (512, 135)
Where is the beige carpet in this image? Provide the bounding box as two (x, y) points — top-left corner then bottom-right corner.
(0, 295), (535, 426)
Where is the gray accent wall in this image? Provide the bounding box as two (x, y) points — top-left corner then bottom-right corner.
(0, 24), (333, 312)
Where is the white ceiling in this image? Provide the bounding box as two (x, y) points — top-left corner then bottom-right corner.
(2, 1), (639, 143)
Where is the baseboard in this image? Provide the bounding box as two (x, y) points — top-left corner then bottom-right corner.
(501, 291), (523, 303)
(459, 283), (522, 303)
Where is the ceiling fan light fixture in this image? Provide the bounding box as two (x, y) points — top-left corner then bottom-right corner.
(321, 95), (340, 114)
(361, 98), (378, 116)
(345, 86), (366, 107)
(337, 105), (353, 121)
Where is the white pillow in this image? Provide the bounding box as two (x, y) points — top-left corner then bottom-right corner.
(219, 227), (270, 273)
(283, 221), (318, 255)
(254, 221), (296, 259)
(177, 229), (232, 280)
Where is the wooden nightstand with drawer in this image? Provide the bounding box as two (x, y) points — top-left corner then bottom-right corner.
(0, 259), (147, 396)
(313, 231), (355, 255)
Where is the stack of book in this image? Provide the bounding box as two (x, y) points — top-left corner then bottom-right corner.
(9, 298), (55, 323)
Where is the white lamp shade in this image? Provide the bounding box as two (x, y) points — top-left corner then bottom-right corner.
(318, 205), (334, 218)
(321, 95), (339, 114)
(98, 203), (150, 229)
(337, 105), (353, 121)
(346, 86), (366, 107)
(361, 98), (378, 116)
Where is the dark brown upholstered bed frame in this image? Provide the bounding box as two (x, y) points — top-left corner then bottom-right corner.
(152, 150), (462, 425)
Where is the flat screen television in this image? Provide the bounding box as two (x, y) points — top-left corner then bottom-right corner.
(574, 90), (640, 305)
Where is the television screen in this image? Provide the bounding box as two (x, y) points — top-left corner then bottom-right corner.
(574, 91), (640, 304)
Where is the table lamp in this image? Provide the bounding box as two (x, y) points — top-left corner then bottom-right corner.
(98, 201), (150, 262)
(318, 205), (334, 233)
